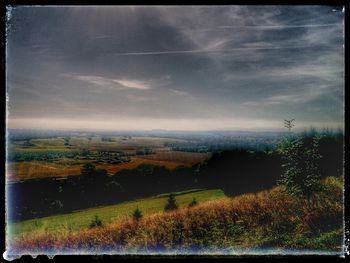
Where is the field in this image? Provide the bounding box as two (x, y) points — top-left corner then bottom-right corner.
(8, 177), (344, 254)
(7, 162), (82, 180)
(7, 136), (211, 181)
(8, 189), (226, 240)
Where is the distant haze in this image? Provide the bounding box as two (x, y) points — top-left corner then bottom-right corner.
(6, 6), (344, 131)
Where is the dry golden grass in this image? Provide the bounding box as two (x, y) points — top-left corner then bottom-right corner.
(9, 177), (343, 254)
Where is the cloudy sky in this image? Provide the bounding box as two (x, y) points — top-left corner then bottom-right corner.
(6, 6), (344, 131)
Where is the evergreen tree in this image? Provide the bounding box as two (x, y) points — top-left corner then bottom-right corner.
(278, 134), (322, 199)
(164, 193), (178, 211)
(132, 207), (143, 221)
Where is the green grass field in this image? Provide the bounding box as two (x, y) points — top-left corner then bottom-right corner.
(8, 189), (226, 240)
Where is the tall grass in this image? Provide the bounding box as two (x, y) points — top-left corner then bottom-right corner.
(8, 176), (343, 255)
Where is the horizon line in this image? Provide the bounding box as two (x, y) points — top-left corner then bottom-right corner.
(6, 126), (343, 133)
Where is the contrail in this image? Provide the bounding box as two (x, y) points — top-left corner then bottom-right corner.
(178, 23), (343, 33)
(113, 45), (332, 56)
(216, 23), (342, 29)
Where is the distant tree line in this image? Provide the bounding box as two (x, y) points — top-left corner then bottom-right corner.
(166, 138), (278, 153)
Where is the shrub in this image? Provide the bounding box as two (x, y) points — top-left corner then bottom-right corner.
(164, 193), (178, 211)
(89, 215), (103, 228)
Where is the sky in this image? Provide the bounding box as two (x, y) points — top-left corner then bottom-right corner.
(6, 6), (344, 131)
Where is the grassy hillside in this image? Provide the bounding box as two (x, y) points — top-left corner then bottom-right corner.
(8, 177), (343, 255)
(8, 189), (226, 240)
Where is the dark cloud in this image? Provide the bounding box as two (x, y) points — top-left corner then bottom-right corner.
(6, 6), (344, 130)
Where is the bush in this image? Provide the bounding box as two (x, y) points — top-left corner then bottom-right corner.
(164, 193), (178, 211)
(89, 215), (103, 228)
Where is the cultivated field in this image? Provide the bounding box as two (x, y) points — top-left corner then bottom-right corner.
(7, 136), (210, 181)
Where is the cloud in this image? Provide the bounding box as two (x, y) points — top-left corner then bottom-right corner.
(154, 6), (343, 64)
(223, 62), (343, 82)
(125, 93), (151, 102)
(169, 89), (188, 96)
(242, 83), (340, 107)
(62, 74), (152, 90)
(113, 79), (150, 90)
